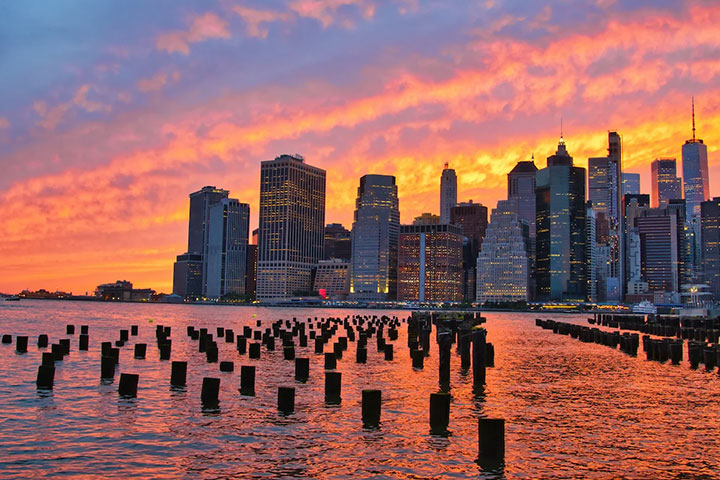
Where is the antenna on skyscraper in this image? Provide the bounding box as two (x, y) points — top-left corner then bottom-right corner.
(559, 116), (565, 145)
(692, 97), (696, 142)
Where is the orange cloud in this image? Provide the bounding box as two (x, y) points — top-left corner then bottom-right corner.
(32, 84), (111, 130)
(156, 12), (231, 54)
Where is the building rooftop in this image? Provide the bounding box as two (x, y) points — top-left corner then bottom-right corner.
(509, 161), (538, 174)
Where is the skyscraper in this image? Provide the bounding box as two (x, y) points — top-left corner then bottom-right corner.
(257, 154), (326, 300)
(623, 194), (650, 295)
(636, 209), (680, 296)
(535, 136), (587, 301)
(702, 198), (720, 301)
(450, 201), (488, 301)
(440, 163), (457, 224)
(398, 223), (463, 302)
(476, 199), (529, 303)
(587, 132), (623, 301)
(507, 159), (537, 238)
(622, 173), (641, 196)
(682, 99), (710, 218)
(205, 199), (249, 299)
(173, 186), (230, 299)
(350, 174), (400, 300)
(651, 158), (682, 208)
(586, 202), (598, 303)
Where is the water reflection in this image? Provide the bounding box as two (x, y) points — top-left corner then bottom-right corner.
(0, 302), (719, 478)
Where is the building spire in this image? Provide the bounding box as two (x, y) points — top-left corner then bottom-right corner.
(559, 116), (565, 145)
(692, 96), (696, 142)
(443, 162), (449, 170)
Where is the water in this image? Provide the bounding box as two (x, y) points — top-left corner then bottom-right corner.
(1, 300), (719, 479)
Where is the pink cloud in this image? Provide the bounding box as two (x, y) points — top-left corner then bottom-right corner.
(0, 117), (9, 129)
(33, 85), (111, 130)
(137, 70), (181, 92)
(156, 12), (231, 54)
(233, 5), (292, 38)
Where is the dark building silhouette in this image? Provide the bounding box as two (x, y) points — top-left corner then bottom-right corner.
(450, 201), (488, 302)
(324, 223), (351, 261)
(535, 137), (587, 301)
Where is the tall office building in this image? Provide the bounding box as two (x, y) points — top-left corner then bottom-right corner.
(623, 194), (650, 295)
(702, 198), (720, 301)
(350, 174), (400, 300)
(682, 100), (710, 218)
(324, 223), (352, 261)
(450, 201), (488, 301)
(205, 199), (250, 299)
(636, 209), (680, 296)
(398, 223), (463, 302)
(667, 199), (692, 287)
(622, 173), (641, 196)
(173, 186), (230, 299)
(651, 158), (682, 208)
(440, 163), (457, 224)
(587, 133), (623, 301)
(586, 202), (598, 303)
(476, 200), (530, 303)
(507, 159), (538, 238)
(535, 136), (587, 301)
(257, 154), (326, 300)
(313, 258), (350, 299)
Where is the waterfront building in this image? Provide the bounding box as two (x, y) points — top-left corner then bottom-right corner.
(450, 201), (488, 301)
(667, 199), (692, 287)
(476, 200), (529, 303)
(651, 158), (682, 208)
(205, 199), (249, 299)
(535, 136), (587, 301)
(324, 223), (351, 261)
(173, 186), (230, 299)
(313, 259), (350, 299)
(635, 209), (681, 297)
(245, 244), (257, 298)
(586, 202), (598, 302)
(701, 197), (720, 300)
(440, 163), (457, 224)
(622, 173), (640, 196)
(173, 253), (202, 299)
(350, 174), (400, 301)
(398, 223), (463, 302)
(257, 154), (326, 300)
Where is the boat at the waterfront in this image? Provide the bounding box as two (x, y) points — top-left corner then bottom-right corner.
(4, 296), (20, 302)
(632, 300), (657, 314)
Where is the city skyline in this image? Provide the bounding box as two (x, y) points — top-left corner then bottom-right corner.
(2, 2), (720, 294)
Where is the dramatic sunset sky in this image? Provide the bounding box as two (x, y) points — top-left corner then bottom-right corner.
(1, 1), (719, 294)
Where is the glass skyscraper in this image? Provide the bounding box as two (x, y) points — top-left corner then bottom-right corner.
(205, 199), (249, 299)
(535, 137), (587, 301)
(257, 154), (326, 300)
(350, 174), (400, 300)
(651, 158), (682, 209)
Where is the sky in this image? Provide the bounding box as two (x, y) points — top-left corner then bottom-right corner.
(1, 0), (719, 295)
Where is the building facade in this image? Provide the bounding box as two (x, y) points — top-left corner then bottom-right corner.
(350, 174), (400, 300)
(313, 259), (350, 299)
(205, 199), (250, 299)
(440, 163), (457, 224)
(398, 223), (463, 302)
(324, 223), (352, 261)
(257, 154), (326, 300)
(535, 137), (587, 301)
(622, 173), (641, 196)
(702, 198), (720, 301)
(636, 209), (680, 296)
(476, 200), (529, 303)
(450, 201), (488, 302)
(651, 158), (682, 209)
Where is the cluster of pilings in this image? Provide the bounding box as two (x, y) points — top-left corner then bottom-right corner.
(4, 311), (506, 462)
(536, 319), (639, 356)
(591, 313), (720, 342)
